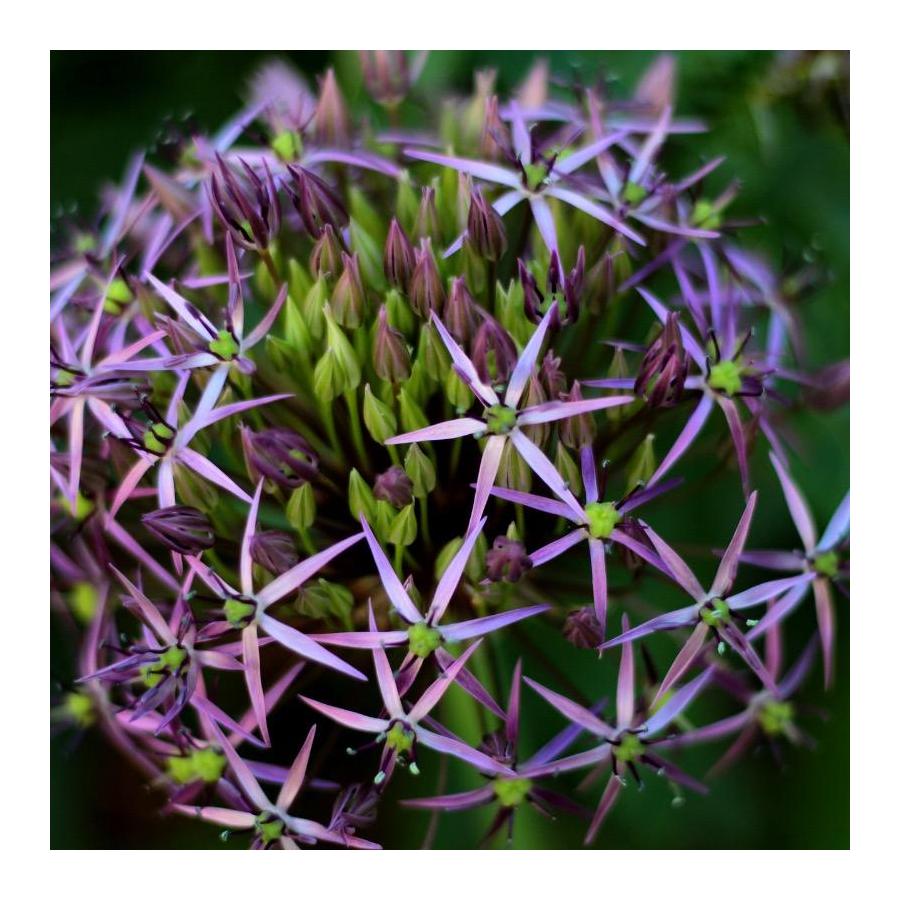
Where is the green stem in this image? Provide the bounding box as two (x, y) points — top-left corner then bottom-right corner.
(259, 248), (282, 287)
(419, 496), (432, 549)
(343, 389), (368, 472)
(393, 543), (404, 576)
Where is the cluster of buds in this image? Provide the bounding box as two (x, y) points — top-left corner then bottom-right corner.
(51, 53), (848, 850)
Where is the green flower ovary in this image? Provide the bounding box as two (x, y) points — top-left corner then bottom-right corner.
(585, 501), (622, 540)
(758, 700), (794, 736)
(813, 551), (840, 578)
(103, 277), (132, 315)
(485, 404), (518, 435)
(54, 369), (77, 388)
(407, 621), (443, 658)
(168, 746), (227, 784)
(64, 691), (95, 727)
(613, 732), (645, 765)
(523, 162), (549, 192)
(140, 645), (187, 687)
(208, 329), (240, 361)
(271, 129), (302, 162)
(707, 360), (743, 396)
(492, 777), (532, 807)
(224, 597), (257, 628)
(700, 597), (732, 628)
(690, 199), (722, 229)
(143, 421), (176, 454)
(255, 813), (285, 844)
(384, 722), (415, 755)
(623, 181), (648, 205)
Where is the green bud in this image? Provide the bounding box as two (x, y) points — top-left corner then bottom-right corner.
(626, 434), (656, 493)
(388, 503), (418, 547)
(495, 279), (530, 345)
(385, 288), (416, 338)
(286, 483), (316, 532)
(404, 444), (436, 497)
(606, 348), (632, 423)
(445, 367), (473, 413)
(690, 198), (722, 229)
(63, 690), (95, 728)
(396, 171), (420, 233)
(398, 387), (430, 434)
(301, 276), (329, 341)
(363, 384), (397, 444)
(435, 537), (463, 580)
(324, 308), (361, 389)
(192, 746), (226, 783)
(374, 498), (397, 543)
(348, 468), (377, 523)
(497, 440), (532, 492)
(418, 322), (451, 381)
(348, 217), (386, 291)
(466, 531), (487, 581)
(554, 443), (582, 498)
(287, 257), (313, 300)
(349, 188), (387, 246)
(173, 461), (219, 513)
(297, 578), (354, 629)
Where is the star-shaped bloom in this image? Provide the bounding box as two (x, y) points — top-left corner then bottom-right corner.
(302, 631), (514, 785)
(187, 481), (367, 745)
(402, 660), (600, 845)
(51, 287), (173, 513)
(386, 303), (633, 532)
(525, 616), (716, 844)
(172, 723), (380, 849)
(490, 442), (679, 644)
(737, 452), (849, 685)
(405, 101), (645, 260)
(315, 516), (549, 683)
(601, 492), (816, 695)
(109, 377), (290, 515)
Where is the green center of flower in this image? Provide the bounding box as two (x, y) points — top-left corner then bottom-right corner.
(64, 691), (95, 727)
(104, 277), (132, 315)
(271, 129), (302, 162)
(700, 597), (732, 628)
(208, 329), (240, 361)
(140, 645), (187, 687)
(613, 732), (645, 764)
(407, 621), (443, 658)
(585, 501), (621, 540)
(167, 746), (226, 784)
(384, 721), (415, 755)
(492, 777), (533, 807)
(224, 596), (257, 628)
(813, 551), (839, 578)
(255, 813), (285, 844)
(707, 360), (743, 396)
(55, 369), (77, 387)
(523, 162), (549, 192)
(622, 181), (648, 205)
(691, 199), (722, 229)
(485, 404), (518, 435)
(142, 421), (176, 454)
(758, 700), (794, 736)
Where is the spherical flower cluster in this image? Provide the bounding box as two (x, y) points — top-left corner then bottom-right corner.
(50, 53), (849, 849)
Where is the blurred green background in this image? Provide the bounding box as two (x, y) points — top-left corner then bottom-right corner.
(50, 50), (849, 849)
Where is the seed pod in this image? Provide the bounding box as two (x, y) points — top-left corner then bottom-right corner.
(142, 506), (215, 555)
(250, 530), (300, 575)
(374, 466), (414, 508)
(485, 536), (532, 582)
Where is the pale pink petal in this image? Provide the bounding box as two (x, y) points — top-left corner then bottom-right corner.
(258, 613), (366, 681)
(468, 434), (507, 533)
(385, 417), (486, 446)
(177, 448), (251, 503)
(428, 519), (487, 623)
(358, 516), (422, 624)
(277, 725), (316, 810)
(300, 695), (386, 734)
(505, 301), (558, 408)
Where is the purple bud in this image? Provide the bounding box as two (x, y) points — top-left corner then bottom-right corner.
(310, 224), (344, 278)
(142, 506), (214, 555)
(408, 239), (446, 317)
(244, 427), (319, 490)
(314, 68), (349, 147)
(287, 165), (347, 239)
(359, 51), (412, 106)
(209, 155), (277, 251)
(803, 359), (850, 411)
(559, 381), (597, 449)
(563, 606), (604, 649)
(373, 306), (412, 382)
(485, 536), (532, 582)
(519, 374), (550, 448)
(466, 189), (507, 261)
(250, 530), (300, 575)
(445, 276), (478, 342)
(472, 315), (517, 385)
(331, 253), (368, 327)
(383, 217), (415, 290)
(373, 466), (414, 508)
(540, 350), (567, 400)
(634, 312), (688, 408)
(481, 94), (515, 161)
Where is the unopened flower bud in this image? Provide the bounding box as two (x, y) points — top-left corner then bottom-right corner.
(481, 94), (515, 161)
(250, 530), (299, 575)
(363, 383), (397, 444)
(387, 504), (418, 547)
(414, 187), (441, 242)
(404, 444), (436, 497)
(142, 505), (215, 555)
(467, 189), (507, 261)
(359, 51), (414, 107)
(540, 350), (567, 399)
(485, 536), (532, 582)
(286, 483), (317, 532)
(374, 466), (414, 508)
(348, 469), (377, 523)
(635, 312), (687, 408)
(383, 217), (415, 290)
(409, 239), (446, 317)
(445, 276), (478, 342)
(559, 381), (597, 449)
(245, 427), (318, 489)
(373, 307), (411, 384)
(626, 434), (657, 492)
(310, 224), (344, 278)
(563, 606), (604, 649)
(314, 68), (350, 146)
(519, 374), (549, 448)
(554, 443), (582, 498)
(297, 579), (353, 629)
(287, 165), (347, 238)
(331, 253), (367, 327)
(473, 316), (517, 385)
